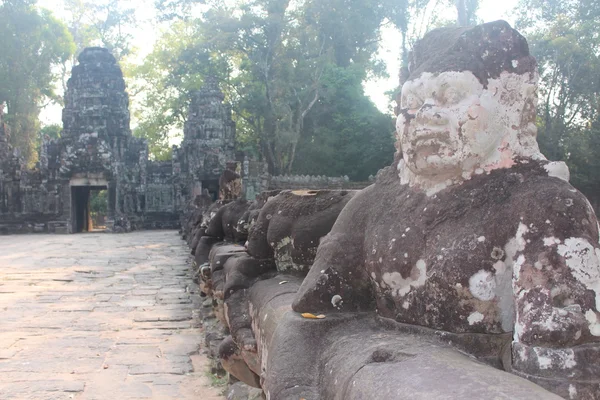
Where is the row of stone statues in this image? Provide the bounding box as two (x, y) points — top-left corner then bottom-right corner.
(183, 20), (599, 399)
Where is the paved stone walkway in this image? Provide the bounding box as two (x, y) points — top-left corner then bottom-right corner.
(0, 231), (224, 400)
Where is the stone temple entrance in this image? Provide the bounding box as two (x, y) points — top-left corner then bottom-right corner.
(70, 177), (109, 233)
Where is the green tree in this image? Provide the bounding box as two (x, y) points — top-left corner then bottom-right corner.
(293, 65), (395, 180)
(136, 0), (395, 173)
(130, 18), (230, 160)
(39, 123), (62, 140)
(198, 0), (392, 174)
(515, 0), (600, 210)
(154, 0), (205, 21)
(57, 0), (137, 93)
(0, 0), (75, 165)
(63, 0), (136, 59)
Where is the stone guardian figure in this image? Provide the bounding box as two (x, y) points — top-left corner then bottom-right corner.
(293, 20), (600, 398)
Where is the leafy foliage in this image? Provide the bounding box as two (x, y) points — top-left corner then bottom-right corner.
(0, 0), (75, 165)
(62, 0), (136, 60)
(293, 65), (394, 180)
(516, 0), (600, 210)
(140, 0), (395, 176)
(130, 18), (230, 160)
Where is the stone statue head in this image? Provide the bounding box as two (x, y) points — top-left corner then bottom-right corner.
(396, 20), (544, 194)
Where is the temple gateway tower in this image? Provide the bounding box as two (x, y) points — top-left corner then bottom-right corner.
(0, 49), (240, 233)
(177, 76), (236, 201)
(56, 47), (148, 232)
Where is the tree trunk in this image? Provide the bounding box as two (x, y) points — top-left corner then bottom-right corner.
(456, 0), (467, 25)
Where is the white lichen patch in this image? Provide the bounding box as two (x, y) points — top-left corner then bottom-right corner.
(273, 237), (300, 272)
(469, 269), (496, 301)
(544, 161), (570, 182)
(491, 246), (505, 260)
(506, 222), (529, 281)
(533, 347), (576, 370)
(513, 318), (525, 343)
(331, 295), (342, 308)
(557, 237), (600, 313)
(493, 260), (506, 274)
(477, 236), (486, 242)
(467, 311), (484, 325)
(585, 310), (600, 336)
(381, 259), (427, 297)
(569, 385), (577, 400)
(543, 236), (561, 247)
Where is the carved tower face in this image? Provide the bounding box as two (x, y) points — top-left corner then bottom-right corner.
(396, 69), (537, 178)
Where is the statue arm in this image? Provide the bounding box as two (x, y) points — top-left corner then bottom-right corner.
(292, 190), (374, 313)
(510, 191), (600, 393)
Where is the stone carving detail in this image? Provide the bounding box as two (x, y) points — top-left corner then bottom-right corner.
(62, 47), (131, 140)
(219, 161), (242, 201)
(182, 189), (357, 392)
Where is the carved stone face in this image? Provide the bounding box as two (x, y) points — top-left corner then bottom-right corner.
(396, 69), (540, 186)
(397, 70), (506, 178)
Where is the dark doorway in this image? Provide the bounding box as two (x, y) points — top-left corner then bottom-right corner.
(71, 185), (108, 233)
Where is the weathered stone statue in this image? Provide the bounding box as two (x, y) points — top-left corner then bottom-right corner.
(219, 161), (242, 201)
(292, 20), (600, 398)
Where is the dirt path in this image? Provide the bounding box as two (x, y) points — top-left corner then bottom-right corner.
(0, 230), (224, 400)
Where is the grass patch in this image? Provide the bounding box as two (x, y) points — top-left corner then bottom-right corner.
(206, 368), (228, 388)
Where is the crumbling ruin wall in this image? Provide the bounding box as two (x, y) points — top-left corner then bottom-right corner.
(143, 160), (179, 229)
(0, 104), (68, 233)
(241, 158), (370, 200)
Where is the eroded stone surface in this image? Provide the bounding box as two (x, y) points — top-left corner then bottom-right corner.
(0, 231), (223, 400)
(247, 190), (357, 274)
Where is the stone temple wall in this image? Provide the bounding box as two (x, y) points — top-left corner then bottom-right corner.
(240, 158), (370, 200)
(0, 48), (181, 233)
(0, 104), (66, 233)
(0, 48), (372, 234)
